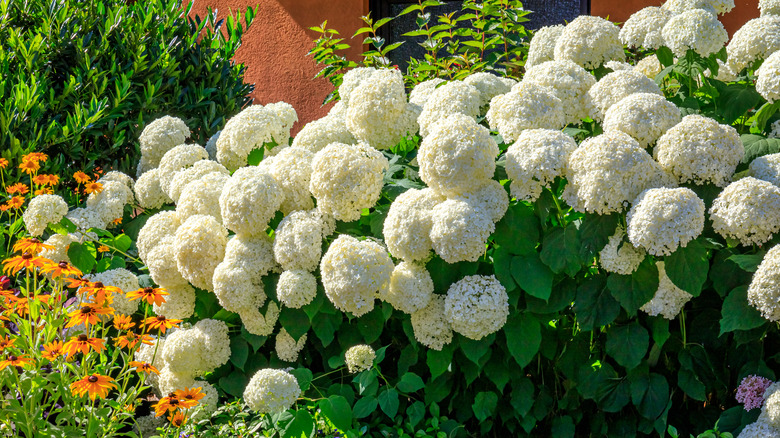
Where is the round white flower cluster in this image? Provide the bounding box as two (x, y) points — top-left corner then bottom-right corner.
(291, 113), (356, 154)
(85, 179), (134, 225)
(220, 166), (284, 236)
(620, 7), (674, 49)
(430, 198), (495, 263)
(216, 103), (298, 171)
(320, 235), (394, 316)
(87, 268), (139, 316)
(463, 72), (514, 107)
(627, 187), (705, 256)
(241, 302), (281, 337)
(213, 233), (275, 313)
(157, 319), (231, 378)
(177, 172), (229, 223)
(444, 275), (508, 340)
(486, 82), (565, 143)
(452, 180), (508, 223)
(137, 211), (180, 262)
(23, 194), (68, 237)
(762, 383), (780, 429)
(522, 60), (596, 125)
(553, 15), (625, 69)
(409, 78), (446, 107)
(738, 421), (780, 438)
(710, 177), (780, 246)
(641, 261), (693, 319)
(345, 344), (376, 373)
(157, 144), (210, 197)
(526, 25), (564, 69)
(661, 9), (728, 58)
(750, 153), (780, 186)
(275, 328), (307, 362)
(727, 16), (780, 74)
(762, 0), (780, 16)
(605, 61), (633, 71)
(410, 295), (453, 350)
(758, 51), (780, 103)
(309, 142), (388, 222)
(384, 261), (435, 314)
(662, 0), (734, 15)
(383, 188), (445, 262)
(134, 168), (170, 209)
(588, 70), (662, 121)
(748, 244), (780, 321)
(654, 115), (743, 187)
(599, 226), (647, 275)
(505, 129), (577, 202)
(65, 208), (104, 233)
(268, 147), (315, 214)
(243, 368), (301, 414)
(563, 131), (675, 214)
(153, 283), (196, 320)
(338, 67), (378, 107)
(168, 160), (229, 205)
(603, 93), (681, 148)
(276, 270), (317, 309)
(173, 214), (228, 291)
(138, 116), (191, 174)
(417, 81), (482, 137)
(635, 55), (664, 79)
(274, 209), (331, 272)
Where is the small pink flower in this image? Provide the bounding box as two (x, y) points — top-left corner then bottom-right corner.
(736, 375), (773, 411)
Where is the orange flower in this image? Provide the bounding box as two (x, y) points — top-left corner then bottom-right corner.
(7, 196), (24, 209)
(111, 218), (122, 225)
(0, 354), (33, 370)
(6, 183), (28, 195)
(32, 174), (49, 185)
(0, 205), (9, 212)
(40, 260), (82, 279)
(144, 315), (182, 335)
(0, 337), (15, 352)
(113, 314), (135, 330)
(127, 287), (169, 306)
(45, 174), (59, 186)
(80, 282), (121, 307)
(18, 159), (40, 175)
(2, 252), (47, 275)
(0, 158), (8, 169)
(12, 295), (51, 317)
(129, 361), (160, 375)
(113, 332), (154, 350)
(13, 238), (54, 255)
(73, 171), (91, 184)
(153, 394), (185, 417)
(34, 188), (54, 196)
(168, 411), (187, 428)
(63, 277), (91, 289)
(84, 182), (103, 194)
(63, 334), (105, 357)
(97, 245), (109, 253)
(70, 374), (116, 400)
(175, 387), (205, 404)
(41, 341), (64, 361)
(23, 152), (47, 163)
(66, 303), (114, 328)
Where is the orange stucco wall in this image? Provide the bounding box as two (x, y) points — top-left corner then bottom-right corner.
(188, 0), (367, 133)
(591, 0), (759, 35)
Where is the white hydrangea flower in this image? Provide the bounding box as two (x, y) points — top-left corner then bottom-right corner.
(85, 180), (133, 225)
(168, 160), (229, 204)
(605, 61), (634, 71)
(268, 147), (315, 214)
(383, 188), (445, 262)
(65, 207), (105, 232)
(506, 129), (578, 202)
(137, 211), (180, 261)
(710, 59), (738, 82)
(748, 244), (780, 321)
(351, 102), (421, 151)
(758, 51), (780, 103)
(160, 319), (230, 377)
(711, 177), (780, 246)
(384, 261), (434, 314)
(762, 0), (780, 16)
(345, 345), (376, 373)
(339, 67), (378, 108)
(87, 268), (139, 316)
(98, 171), (134, 197)
(727, 16), (780, 74)
(661, 9), (728, 58)
(603, 93), (681, 148)
(345, 68), (414, 149)
(627, 187), (705, 256)
(320, 235), (394, 317)
(599, 226), (647, 275)
(588, 70), (663, 121)
(40, 233), (77, 265)
(444, 275), (509, 340)
(635, 55), (664, 79)
(553, 16), (625, 70)
(662, 0), (734, 14)
(309, 142), (388, 222)
(750, 153), (780, 186)
(173, 214), (228, 291)
(275, 328), (306, 362)
(417, 81), (482, 137)
(654, 114), (743, 187)
(23, 194), (68, 236)
(640, 261), (693, 319)
(486, 82), (565, 143)
(563, 131), (676, 214)
(220, 166), (284, 237)
(244, 369), (301, 414)
(157, 144), (209, 197)
(409, 78), (446, 107)
(411, 295), (452, 350)
(156, 365), (196, 395)
(213, 233), (276, 313)
(527, 25), (564, 69)
(216, 103), (297, 171)
(761, 383), (780, 429)
(147, 235), (188, 287)
(430, 199), (495, 263)
(139, 116), (190, 168)
(136, 156), (155, 177)
(153, 283), (196, 320)
(134, 168), (170, 210)
(452, 180), (509, 224)
(205, 130), (220, 161)
(160, 332), (207, 377)
(522, 60), (596, 125)
(463, 72), (513, 107)
(240, 302), (280, 336)
(290, 114), (356, 153)
(419, 113), (498, 197)
(176, 172), (229, 223)
(620, 7), (674, 49)
(277, 270), (317, 309)
(223, 233), (277, 283)
(273, 209), (329, 271)
(191, 319), (232, 372)
(737, 421), (780, 438)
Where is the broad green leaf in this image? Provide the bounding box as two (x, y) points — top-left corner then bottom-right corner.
(492, 247), (517, 292)
(378, 388), (399, 418)
(718, 83), (762, 124)
(406, 401), (425, 428)
(720, 286), (767, 335)
(397, 372), (425, 393)
(510, 378), (534, 417)
(551, 416), (576, 438)
(664, 240), (709, 296)
(540, 226), (582, 276)
(677, 368), (706, 401)
(511, 253), (553, 300)
(472, 391), (498, 421)
(504, 313), (541, 368)
(574, 276), (620, 331)
(319, 396), (352, 431)
(357, 306), (385, 343)
(229, 336), (249, 370)
(727, 253), (765, 272)
(606, 258), (658, 315)
(526, 277), (576, 314)
(656, 46), (675, 66)
(312, 313), (341, 347)
(742, 134), (780, 164)
(291, 368), (313, 391)
(67, 242), (96, 274)
(279, 307), (310, 341)
(427, 344), (454, 379)
(637, 373), (669, 420)
(218, 370), (249, 398)
(494, 202), (539, 256)
(353, 396), (377, 419)
(606, 322), (649, 369)
(578, 212), (620, 260)
(247, 147), (264, 166)
(753, 101), (780, 132)
(282, 410), (315, 438)
(460, 333), (494, 364)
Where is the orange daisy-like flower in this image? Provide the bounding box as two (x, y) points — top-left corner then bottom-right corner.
(175, 387), (205, 404)
(73, 171), (91, 184)
(114, 332), (154, 350)
(97, 245), (109, 253)
(11, 294), (51, 317)
(113, 314), (135, 330)
(63, 334), (105, 357)
(66, 303), (114, 328)
(41, 260), (82, 279)
(129, 361), (160, 375)
(23, 152), (48, 163)
(6, 196), (24, 209)
(41, 341), (64, 361)
(127, 287), (169, 306)
(0, 158), (8, 169)
(6, 183), (28, 195)
(32, 174), (48, 185)
(0, 354), (33, 370)
(18, 159), (40, 175)
(63, 277), (91, 289)
(168, 411), (187, 428)
(0, 204), (9, 212)
(45, 174), (59, 186)
(13, 238), (55, 255)
(81, 282), (120, 307)
(153, 393), (184, 417)
(144, 315), (182, 335)
(0, 337), (15, 352)
(70, 374), (116, 400)
(111, 218), (122, 225)
(34, 188), (54, 196)
(2, 252), (46, 276)
(84, 182), (103, 195)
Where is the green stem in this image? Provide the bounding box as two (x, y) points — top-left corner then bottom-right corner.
(680, 308), (687, 347)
